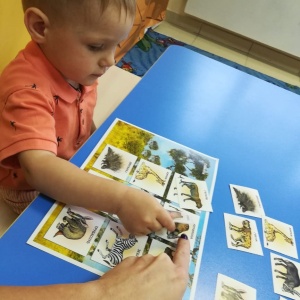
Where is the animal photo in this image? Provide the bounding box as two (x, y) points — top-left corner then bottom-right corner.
(229, 184), (265, 218)
(271, 253), (300, 299)
(224, 213), (263, 256)
(44, 205), (104, 256)
(92, 144), (137, 181)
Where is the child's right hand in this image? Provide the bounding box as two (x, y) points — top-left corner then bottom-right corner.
(115, 187), (175, 235)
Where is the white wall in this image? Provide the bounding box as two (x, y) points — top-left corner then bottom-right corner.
(185, 0), (300, 58)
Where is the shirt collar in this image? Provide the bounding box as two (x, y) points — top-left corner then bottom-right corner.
(24, 41), (97, 103)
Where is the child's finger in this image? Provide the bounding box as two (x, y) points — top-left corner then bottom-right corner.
(157, 209), (175, 232)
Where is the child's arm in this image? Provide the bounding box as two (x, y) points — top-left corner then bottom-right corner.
(18, 149), (175, 235)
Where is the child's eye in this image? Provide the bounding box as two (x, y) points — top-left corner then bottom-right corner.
(88, 44), (104, 52)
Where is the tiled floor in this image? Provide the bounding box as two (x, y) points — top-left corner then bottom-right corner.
(1, 21), (299, 237)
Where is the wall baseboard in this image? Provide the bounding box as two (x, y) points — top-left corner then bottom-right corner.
(166, 10), (300, 77)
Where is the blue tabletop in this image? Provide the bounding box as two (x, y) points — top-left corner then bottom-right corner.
(1, 46), (299, 299)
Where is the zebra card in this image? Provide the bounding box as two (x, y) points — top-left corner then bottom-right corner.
(263, 216), (298, 259)
(224, 213), (263, 256)
(229, 184), (265, 218)
(175, 174), (212, 212)
(130, 159), (171, 196)
(271, 253), (300, 299)
(91, 221), (148, 268)
(214, 273), (256, 300)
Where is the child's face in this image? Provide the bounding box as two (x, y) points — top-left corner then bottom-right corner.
(41, 5), (133, 86)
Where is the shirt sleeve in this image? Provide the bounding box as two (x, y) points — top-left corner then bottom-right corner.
(0, 87), (57, 169)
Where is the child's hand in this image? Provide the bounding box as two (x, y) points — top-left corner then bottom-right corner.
(115, 187), (175, 235)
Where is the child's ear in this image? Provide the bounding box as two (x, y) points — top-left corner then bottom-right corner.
(23, 7), (49, 44)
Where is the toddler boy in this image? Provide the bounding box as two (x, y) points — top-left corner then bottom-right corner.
(0, 0), (175, 235)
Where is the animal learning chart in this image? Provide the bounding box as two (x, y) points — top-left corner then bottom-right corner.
(27, 118), (219, 300)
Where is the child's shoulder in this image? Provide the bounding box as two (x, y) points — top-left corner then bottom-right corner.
(0, 41), (55, 97)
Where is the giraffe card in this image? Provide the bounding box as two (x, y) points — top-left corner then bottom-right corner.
(224, 213), (263, 256)
(270, 253), (300, 299)
(214, 273), (256, 300)
(175, 175), (212, 212)
(130, 159), (171, 196)
(229, 184), (265, 218)
(92, 144), (138, 180)
(263, 216), (298, 259)
(91, 221), (148, 268)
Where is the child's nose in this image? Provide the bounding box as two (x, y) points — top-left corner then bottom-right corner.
(98, 51), (115, 68)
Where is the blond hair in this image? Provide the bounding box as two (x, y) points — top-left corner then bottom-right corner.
(22, 0), (136, 24)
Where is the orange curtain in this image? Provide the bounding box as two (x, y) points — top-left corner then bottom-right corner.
(115, 0), (169, 62)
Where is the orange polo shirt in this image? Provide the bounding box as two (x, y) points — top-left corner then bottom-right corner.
(0, 41), (97, 190)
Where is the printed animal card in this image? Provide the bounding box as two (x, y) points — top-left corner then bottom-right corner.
(230, 184), (265, 218)
(147, 238), (176, 259)
(44, 205), (104, 256)
(214, 273), (256, 300)
(166, 173), (182, 204)
(280, 297), (288, 300)
(157, 203), (200, 249)
(91, 221), (147, 268)
(270, 253), (300, 299)
(92, 144), (137, 180)
(263, 216), (298, 259)
(224, 213), (263, 256)
(130, 159), (171, 196)
(164, 202), (198, 224)
(175, 175), (211, 212)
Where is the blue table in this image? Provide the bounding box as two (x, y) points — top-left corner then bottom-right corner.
(1, 46), (299, 299)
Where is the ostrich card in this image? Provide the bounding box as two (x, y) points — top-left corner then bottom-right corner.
(175, 175), (211, 212)
(224, 213), (263, 256)
(130, 159), (171, 196)
(270, 253), (300, 299)
(214, 273), (256, 300)
(263, 216), (298, 259)
(229, 184), (265, 218)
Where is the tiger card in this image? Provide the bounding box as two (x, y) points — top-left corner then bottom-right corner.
(270, 253), (300, 299)
(214, 273), (256, 300)
(263, 216), (298, 259)
(229, 184), (265, 218)
(224, 213), (263, 256)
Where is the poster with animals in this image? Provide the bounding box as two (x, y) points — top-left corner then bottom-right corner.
(27, 119), (219, 300)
